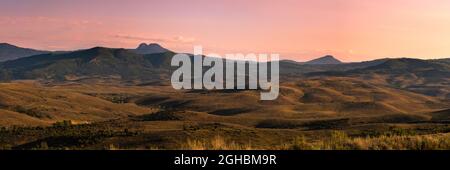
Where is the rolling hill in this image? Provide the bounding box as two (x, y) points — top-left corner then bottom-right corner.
(307, 58), (450, 99)
(0, 81), (152, 126)
(0, 43), (48, 62)
(0, 77), (447, 127)
(0, 47), (175, 81)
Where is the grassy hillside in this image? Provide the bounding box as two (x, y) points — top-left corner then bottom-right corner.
(1, 77), (447, 126)
(307, 58), (450, 100)
(0, 81), (153, 127)
(0, 77), (448, 150)
(0, 47), (172, 81)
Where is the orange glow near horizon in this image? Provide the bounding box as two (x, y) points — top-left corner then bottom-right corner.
(1, 0), (450, 62)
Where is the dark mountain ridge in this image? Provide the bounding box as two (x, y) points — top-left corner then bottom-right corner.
(0, 43), (49, 62)
(0, 43), (448, 92)
(0, 47), (172, 80)
(134, 43), (170, 54)
(304, 55), (342, 65)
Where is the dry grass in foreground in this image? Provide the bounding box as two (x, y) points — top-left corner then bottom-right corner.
(287, 131), (450, 150)
(182, 136), (253, 150)
(182, 132), (450, 150)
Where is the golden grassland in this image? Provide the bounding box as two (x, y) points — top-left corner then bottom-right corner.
(288, 131), (450, 150)
(181, 131), (450, 150)
(0, 78), (449, 150)
(101, 131), (450, 150)
(1, 78), (447, 127)
(1, 119), (449, 150)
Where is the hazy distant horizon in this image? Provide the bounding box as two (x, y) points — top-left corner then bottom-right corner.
(2, 0), (450, 62)
(2, 41), (450, 63)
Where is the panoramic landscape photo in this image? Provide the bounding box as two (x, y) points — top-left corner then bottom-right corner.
(0, 0), (449, 150)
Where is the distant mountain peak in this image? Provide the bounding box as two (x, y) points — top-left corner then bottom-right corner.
(0, 43), (48, 62)
(135, 43), (169, 54)
(322, 55), (336, 59)
(305, 55), (342, 65)
(137, 43), (149, 48)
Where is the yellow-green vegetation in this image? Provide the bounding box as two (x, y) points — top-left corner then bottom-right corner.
(181, 131), (450, 150)
(288, 131), (450, 150)
(183, 136), (253, 150)
(1, 120), (449, 150)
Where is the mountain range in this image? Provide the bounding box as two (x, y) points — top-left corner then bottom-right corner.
(0, 43), (180, 81)
(1, 43), (448, 75)
(0, 42), (449, 99)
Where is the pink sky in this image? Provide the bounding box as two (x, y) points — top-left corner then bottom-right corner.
(1, 0), (450, 62)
